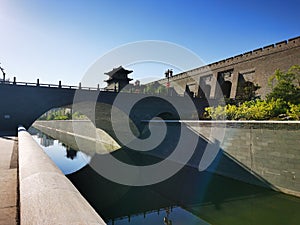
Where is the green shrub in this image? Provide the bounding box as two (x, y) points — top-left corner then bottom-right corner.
(204, 99), (288, 120)
(204, 65), (300, 121)
(287, 103), (300, 120)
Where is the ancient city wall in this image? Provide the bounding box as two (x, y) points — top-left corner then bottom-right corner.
(156, 36), (300, 99)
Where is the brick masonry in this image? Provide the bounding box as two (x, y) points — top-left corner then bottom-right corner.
(187, 121), (300, 197)
(154, 36), (300, 99)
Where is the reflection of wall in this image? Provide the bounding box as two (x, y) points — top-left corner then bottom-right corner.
(37, 131), (54, 147)
(33, 120), (120, 156)
(40, 134), (54, 147)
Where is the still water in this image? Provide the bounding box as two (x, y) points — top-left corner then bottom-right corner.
(30, 127), (300, 225)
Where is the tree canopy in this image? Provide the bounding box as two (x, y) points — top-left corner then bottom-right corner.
(267, 65), (300, 104)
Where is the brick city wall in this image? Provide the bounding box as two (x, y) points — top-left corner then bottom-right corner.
(155, 36), (300, 99)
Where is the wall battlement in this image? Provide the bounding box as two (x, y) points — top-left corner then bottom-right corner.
(191, 36), (299, 76)
(153, 36), (300, 99)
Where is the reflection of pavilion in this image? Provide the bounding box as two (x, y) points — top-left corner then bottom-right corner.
(163, 207), (173, 225)
(109, 206), (175, 225)
(66, 147), (77, 160)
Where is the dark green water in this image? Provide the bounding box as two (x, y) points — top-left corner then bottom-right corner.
(31, 128), (300, 225)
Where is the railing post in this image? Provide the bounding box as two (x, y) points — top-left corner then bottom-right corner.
(97, 84), (100, 91)
(37, 79), (39, 86)
(79, 82), (81, 89)
(59, 80), (61, 88)
(13, 77), (16, 85)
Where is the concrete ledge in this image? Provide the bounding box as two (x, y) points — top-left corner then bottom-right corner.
(18, 126), (106, 225)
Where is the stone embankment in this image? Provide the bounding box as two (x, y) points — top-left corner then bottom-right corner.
(18, 126), (106, 225)
(185, 121), (300, 197)
(33, 120), (300, 197)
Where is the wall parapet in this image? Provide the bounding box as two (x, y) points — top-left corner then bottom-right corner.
(204, 36), (299, 72)
(154, 36), (300, 84)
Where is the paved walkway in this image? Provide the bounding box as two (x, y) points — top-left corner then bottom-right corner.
(0, 136), (18, 225)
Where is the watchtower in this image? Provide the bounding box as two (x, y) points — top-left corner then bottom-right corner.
(104, 66), (133, 92)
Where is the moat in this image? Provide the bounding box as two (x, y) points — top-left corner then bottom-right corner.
(30, 127), (300, 225)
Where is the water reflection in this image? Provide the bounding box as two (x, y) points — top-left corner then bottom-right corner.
(65, 147), (78, 160)
(107, 206), (208, 225)
(30, 127), (91, 174)
(30, 127), (300, 225)
(67, 163), (214, 225)
(67, 160), (300, 225)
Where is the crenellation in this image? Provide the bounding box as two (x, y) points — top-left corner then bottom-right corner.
(275, 40), (287, 47)
(215, 59), (226, 66)
(196, 66), (205, 73)
(243, 51), (252, 57)
(253, 48), (263, 54)
(234, 54), (243, 58)
(200, 65), (211, 73)
(207, 62), (216, 69)
(150, 36), (300, 99)
(170, 36), (299, 80)
(263, 44), (275, 51)
(234, 54), (243, 61)
(225, 57), (234, 63)
(288, 36), (300, 42)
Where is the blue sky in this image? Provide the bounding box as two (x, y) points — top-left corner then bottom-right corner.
(0, 0), (299, 86)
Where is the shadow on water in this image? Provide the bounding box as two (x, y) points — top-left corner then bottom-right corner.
(68, 161), (300, 225)
(31, 123), (300, 225)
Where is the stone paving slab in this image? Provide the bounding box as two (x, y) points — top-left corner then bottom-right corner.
(0, 136), (18, 225)
(0, 137), (16, 169)
(0, 170), (17, 208)
(0, 207), (17, 225)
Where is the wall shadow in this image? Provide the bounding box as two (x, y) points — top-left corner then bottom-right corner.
(62, 122), (300, 224)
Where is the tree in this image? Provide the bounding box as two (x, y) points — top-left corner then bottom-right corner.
(288, 65), (300, 86)
(267, 65), (300, 104)
(235, 81), (260, 103)
(144, 81), (167, 95)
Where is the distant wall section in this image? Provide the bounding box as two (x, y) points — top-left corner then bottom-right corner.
(154, 36), (300, 99)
